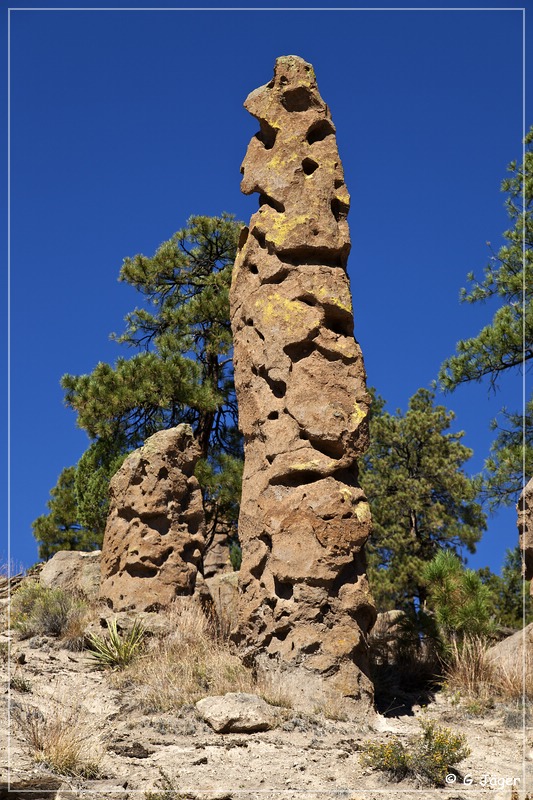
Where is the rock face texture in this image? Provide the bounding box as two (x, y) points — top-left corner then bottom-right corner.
(518, 477), (533, 594)
(230, 55), (376, 711)
(40, 550), (101, 601)
(100, 425), (206, 611)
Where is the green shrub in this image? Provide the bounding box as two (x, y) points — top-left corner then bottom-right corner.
(11, 581), (87, 639)
(361, 719), (470, 786)
(86, 618), (145, 669)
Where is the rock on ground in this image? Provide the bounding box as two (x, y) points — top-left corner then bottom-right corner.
(195, 693), (276, 733)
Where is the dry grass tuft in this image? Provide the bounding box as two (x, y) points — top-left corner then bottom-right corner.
(444, 634), (533, 714)
(13, 699), (101, 777)
(111, 599), (255, 711)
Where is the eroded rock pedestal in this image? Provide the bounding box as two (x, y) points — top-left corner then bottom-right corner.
(230, 55), (376, 712)
(100, 425), (206, 611)
(518, 477), (533, 595)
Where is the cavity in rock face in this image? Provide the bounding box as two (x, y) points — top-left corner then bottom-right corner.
(100, 425), (206, 612)
(230, 55), (376, 712)
(518, 477), (533, 595)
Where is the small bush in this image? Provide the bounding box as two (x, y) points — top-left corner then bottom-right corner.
(361, 719), (470, 786)
(10, 673), (32, 693)
(361, 738), (410, 780)
(86, 617), (145, 669)
(10, 581), (87, 639)
(13, 702), (101, 777)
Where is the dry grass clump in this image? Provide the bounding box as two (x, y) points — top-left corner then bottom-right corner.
(111, 599), (255, 711)
(13, 699), (101, 777)
(444, 635), (533, 712)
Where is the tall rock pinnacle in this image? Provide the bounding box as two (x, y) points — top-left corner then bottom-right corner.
(230, 56), (376, 712)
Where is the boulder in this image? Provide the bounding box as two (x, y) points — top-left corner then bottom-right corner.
(229, 55), (376, 714)
(99, 425), (206, 611)
(486, 622), (533, 675)
(195, 692), (275, 733)
(39, 550), (101, 601)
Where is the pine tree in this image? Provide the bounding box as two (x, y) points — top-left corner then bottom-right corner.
(34, 215), (243, 557)
(361, 388), (486, 612)
(438, 128), (533, 506)
(32, 467), (99, 560)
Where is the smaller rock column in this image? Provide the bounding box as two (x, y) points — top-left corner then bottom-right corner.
(100, 424), (206, 611)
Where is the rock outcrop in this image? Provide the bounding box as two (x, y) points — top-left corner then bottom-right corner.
(100, 425), (206, 611)
(39, 550), (101, 601)
(518, 477), (533, 594)
(230, 55), (376, 712)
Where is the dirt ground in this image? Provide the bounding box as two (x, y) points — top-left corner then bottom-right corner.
(1, 625), (531, 800)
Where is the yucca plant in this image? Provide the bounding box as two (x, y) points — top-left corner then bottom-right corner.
(86, 618), (145, 669)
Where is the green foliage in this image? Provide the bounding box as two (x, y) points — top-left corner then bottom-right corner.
(11, 582), (87, 639)
(478, 546), (533, 628)
(361, 388), (486, 611)
(57, 214), (244, 557)
(361, 719), (470, 786)
(75, 439), (128, 537)
(229, 538), (242, 571)
(86, 618), (146, 669)
(62, 214), (242, 457)
(422, 550), (495, 643)
(439, 127), (533, 506)
(31, 467), (99, 559)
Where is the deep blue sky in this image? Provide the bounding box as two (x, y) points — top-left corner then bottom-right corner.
(2, 2), (530, 576)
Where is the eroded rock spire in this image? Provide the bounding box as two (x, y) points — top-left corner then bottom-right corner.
(230, 56), (376, 712)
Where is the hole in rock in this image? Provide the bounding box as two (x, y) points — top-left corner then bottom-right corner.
(277, 248), (344, 269)
(255, 120), (278, 150)
(308, 436), (344, 460)
(124, 563), (158, 579)
(283, 340), (316, 363)
(259, 532), (273, 550)
(273, 627), (290, 641)
(255, 328), (265, 341)
(323, 306), (353, 337)
(259, 194), (285, 213)
(274, 577), (294, 600)
(150, 547), (173, 567)
(157, 467), (169, 480)
(270, 470), (324, 488)
(331, 197), (349, 222)
(306, 118), (335, 144)
(252, 229), (267, 249)
(282, 86), (314, 112)
(144, 515), (171, 536)
(249, 263), (259, 275)
(301, 641), (320, 654)
(258, 366), (286, 398)
(245, 318), (254, 326)
(262, 267), (290, 285)
(267, 411), (279, 420)
(302, 158), (319, 175)
(238, 227), (249, 248)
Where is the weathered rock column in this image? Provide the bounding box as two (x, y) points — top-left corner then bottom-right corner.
(230, 55), (376, 712)
(100, 424), (206, 612)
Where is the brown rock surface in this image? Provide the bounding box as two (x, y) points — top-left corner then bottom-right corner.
(39, 550), (101, 601)
(518, 477), (533, 593)
(99, 424), (206, 611)
(230, 55), (376, 712)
